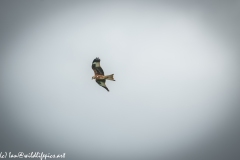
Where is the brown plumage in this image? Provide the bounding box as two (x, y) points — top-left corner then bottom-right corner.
(91, 57), (115, 91)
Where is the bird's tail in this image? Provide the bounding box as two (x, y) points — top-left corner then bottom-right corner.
(105, 74), (115, 81)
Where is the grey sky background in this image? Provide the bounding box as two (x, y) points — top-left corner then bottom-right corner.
(0, 1), (240, 160)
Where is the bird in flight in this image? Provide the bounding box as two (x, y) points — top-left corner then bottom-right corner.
(92, 57), (115, 91)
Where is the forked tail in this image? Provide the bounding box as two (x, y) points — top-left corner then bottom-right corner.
(105, 74), (115, 81)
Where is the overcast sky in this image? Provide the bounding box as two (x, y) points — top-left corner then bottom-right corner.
(0, 1), (240, 160)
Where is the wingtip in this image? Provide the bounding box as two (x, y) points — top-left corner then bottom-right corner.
(104, 87), (109, 92)
(93, 57), (100, 62)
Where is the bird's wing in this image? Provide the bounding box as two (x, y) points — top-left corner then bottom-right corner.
(96, 79), (109, 91)
(92, 57), (104, 75)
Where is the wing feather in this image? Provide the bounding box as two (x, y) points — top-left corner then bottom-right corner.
(96, 79), (109, 91)
(92, 57), (104, 75)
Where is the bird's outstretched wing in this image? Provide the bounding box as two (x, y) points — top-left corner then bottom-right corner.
(96, 79), (109, 91)
(92, 57), (104, 75)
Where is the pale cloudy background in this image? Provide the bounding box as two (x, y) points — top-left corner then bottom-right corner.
(0, 1), (240, 160)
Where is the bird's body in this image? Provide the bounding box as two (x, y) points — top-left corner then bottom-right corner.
(91, 57), (115, 91)
(92, 75), (106, 80)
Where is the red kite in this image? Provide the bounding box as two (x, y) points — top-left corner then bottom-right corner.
(92, 57), (115, 91)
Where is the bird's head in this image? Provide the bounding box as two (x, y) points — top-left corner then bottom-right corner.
(92, 76), (96, 80)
